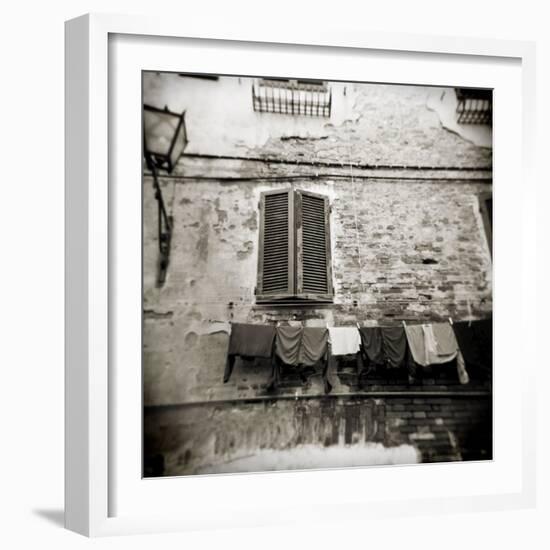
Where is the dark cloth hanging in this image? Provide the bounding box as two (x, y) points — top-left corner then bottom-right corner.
(274, 326), (331, 393)
(473, 318), (493, 371)
(359, 327), (384, 364)
(451, 321), (481, 366)
(452, 318), (492, 374)
(227, 323), (276, 357)
(224, 323), (276, 383)
(275, 325), (303, 366)
(300, 327), (329, 366)
(275, 326), (329, 366)
(302, 327), (331, 394)
(380, 326), (408, 368)
(322, 352), (333, 395)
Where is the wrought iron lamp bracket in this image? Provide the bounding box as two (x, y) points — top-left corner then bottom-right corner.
(148, 160), (173, 287)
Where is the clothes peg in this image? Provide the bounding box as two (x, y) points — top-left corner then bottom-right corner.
(448, 317), (453, 326)
(356, 322), (361, 329)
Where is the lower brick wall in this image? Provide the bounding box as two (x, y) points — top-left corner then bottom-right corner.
(144, 392), (492, 476)
(384, 396), (492, 462)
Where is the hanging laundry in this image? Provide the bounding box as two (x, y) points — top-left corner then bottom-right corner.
(302, 327), (332, 394)
(404, 324), (428, 366)
(275, 325), (302, 366)
(224, 323), (276, 383)
(473, 318), (492, 372)
(431, 322), (469, 384)
(359, 327), (384, 364)
(432, 323), (458, 356)
(328, 326), (361, 356)
(299, 327), (329, 366)
(275, 326), (329, 367)
(455, 351), (469, 385)
(227, 323), (276, 357)
(451, 321), (481, 366)
(452, 318), (492, 374)
(405, 322), (469, 384)
(273, 325), (331, 393)
(424, 323), (457, 365)
(380, 326), (408, 368)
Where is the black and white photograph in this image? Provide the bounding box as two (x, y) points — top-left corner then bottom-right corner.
(142, 72), (493, 477)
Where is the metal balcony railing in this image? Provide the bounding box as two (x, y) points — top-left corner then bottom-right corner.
(455, 88), (492, 125)
(252, 78), (332, 117)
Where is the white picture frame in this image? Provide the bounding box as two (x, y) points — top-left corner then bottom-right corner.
(65, 13), (537, 537)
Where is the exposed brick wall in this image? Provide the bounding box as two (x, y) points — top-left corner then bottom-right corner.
(385, 396), (492, 463)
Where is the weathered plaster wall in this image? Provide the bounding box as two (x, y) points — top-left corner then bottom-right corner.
(144, 74), (492, 168)
(143, 74), (358, 157)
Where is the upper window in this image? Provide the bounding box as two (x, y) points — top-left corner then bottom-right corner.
(256, 189), (333, 303)
(455, 88), (492, 125)
(252, 79), (332, 118)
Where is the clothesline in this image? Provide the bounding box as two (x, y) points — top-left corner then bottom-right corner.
(223, 318), (492, 393)
(225, 317), (490, 329)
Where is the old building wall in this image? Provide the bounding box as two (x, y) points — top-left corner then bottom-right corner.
(142, 74), (492, 473)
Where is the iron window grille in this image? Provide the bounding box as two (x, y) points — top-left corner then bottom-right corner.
(252, 79), (332, 117)
(256, 188), (334, 303)
(455, 88), (492, 125)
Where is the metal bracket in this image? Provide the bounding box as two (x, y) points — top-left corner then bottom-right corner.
(150, 161), (173, 287)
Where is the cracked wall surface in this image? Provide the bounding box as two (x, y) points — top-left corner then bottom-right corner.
(144, 74), (492, 167)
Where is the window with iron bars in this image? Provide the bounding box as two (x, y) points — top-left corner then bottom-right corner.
(455, 88), (492, 125)
(252, 78), (332, 117)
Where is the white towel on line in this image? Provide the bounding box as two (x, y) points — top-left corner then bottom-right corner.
(328, 327), (361, 356)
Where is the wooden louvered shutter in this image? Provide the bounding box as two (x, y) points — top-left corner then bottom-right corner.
(256, 189), (295, 299)
(296, 190), (333, 299)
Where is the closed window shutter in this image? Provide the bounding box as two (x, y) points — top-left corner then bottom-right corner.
(257, 189), (294, 297)
(256, 188), (332, 302)
(296, 190), (333, 297)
